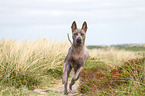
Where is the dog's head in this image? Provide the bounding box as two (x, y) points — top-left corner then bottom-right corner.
(71, 21), (88, 46)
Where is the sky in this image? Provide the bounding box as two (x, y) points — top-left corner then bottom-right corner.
(0, 0), (145, 45)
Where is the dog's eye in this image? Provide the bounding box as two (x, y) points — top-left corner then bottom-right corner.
(74, 33), (78, 36)
(81, 33), (84, 36)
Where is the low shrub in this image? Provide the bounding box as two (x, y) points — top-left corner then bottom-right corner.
(0, 70), (40, 90)
(79, 58), (145, 95)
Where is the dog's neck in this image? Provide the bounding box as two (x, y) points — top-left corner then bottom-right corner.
(72, 43), (84, 54)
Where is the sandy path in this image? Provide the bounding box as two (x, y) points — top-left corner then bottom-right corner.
(33, 73), (82, 96)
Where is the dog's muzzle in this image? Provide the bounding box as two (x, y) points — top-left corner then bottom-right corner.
(76, 37), (82, 44)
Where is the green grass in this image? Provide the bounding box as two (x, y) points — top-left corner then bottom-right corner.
(111, 45), (145, 51)
(87, 45), (107, 49)
(87, 44), (145, 51)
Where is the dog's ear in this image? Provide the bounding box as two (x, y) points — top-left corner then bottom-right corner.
(82, 21), (87, 32)
(71, 21), (77, 32)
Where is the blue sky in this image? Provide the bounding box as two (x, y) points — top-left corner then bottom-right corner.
(0, 0), (145, 45)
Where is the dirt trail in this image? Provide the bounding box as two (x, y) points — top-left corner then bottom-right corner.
(33, 73), (82, 96)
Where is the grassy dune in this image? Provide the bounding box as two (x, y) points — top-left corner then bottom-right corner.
(0, 39), (69, 95)
(0, 39), (144, 95)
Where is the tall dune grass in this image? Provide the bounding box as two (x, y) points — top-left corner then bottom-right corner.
(0, 39), (70, 90)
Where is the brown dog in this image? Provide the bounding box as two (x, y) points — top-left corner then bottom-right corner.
(62, 21), (89, 94)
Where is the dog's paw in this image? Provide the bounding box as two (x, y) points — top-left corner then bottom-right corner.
(64, 91), (68, 95)
(69, 89), (72, 93)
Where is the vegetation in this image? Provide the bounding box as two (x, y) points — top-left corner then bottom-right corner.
(87, 44), (145, 51)
(79, 58), (145, 95)
(0, 39), (144, 95)
(0, 39), (69, 95)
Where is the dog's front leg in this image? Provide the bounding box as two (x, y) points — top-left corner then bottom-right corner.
(69, 66), (83, 91)
(62, 62), (68, 84)
(62, 61), (69, 94)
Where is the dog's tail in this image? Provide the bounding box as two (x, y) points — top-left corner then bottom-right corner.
(67, 33), (72, 44)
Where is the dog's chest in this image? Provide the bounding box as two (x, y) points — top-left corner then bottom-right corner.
(70, 58), (83, 69)
(71, 49), (85, 60)
(70, 52), (85, 68)
(73, 53), (81, 60)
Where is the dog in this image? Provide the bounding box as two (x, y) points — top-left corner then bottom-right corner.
(62, 21), (89, 94)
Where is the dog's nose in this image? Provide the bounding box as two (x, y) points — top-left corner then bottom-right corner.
(76, 37), (82, 44)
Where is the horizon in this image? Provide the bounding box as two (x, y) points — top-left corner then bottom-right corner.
(0, 37), (144, 46)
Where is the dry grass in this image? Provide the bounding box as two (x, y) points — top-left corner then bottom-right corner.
(89, 48), (142, 66)
(0, 38), (69, 71)
(0, 39), (70, 95)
